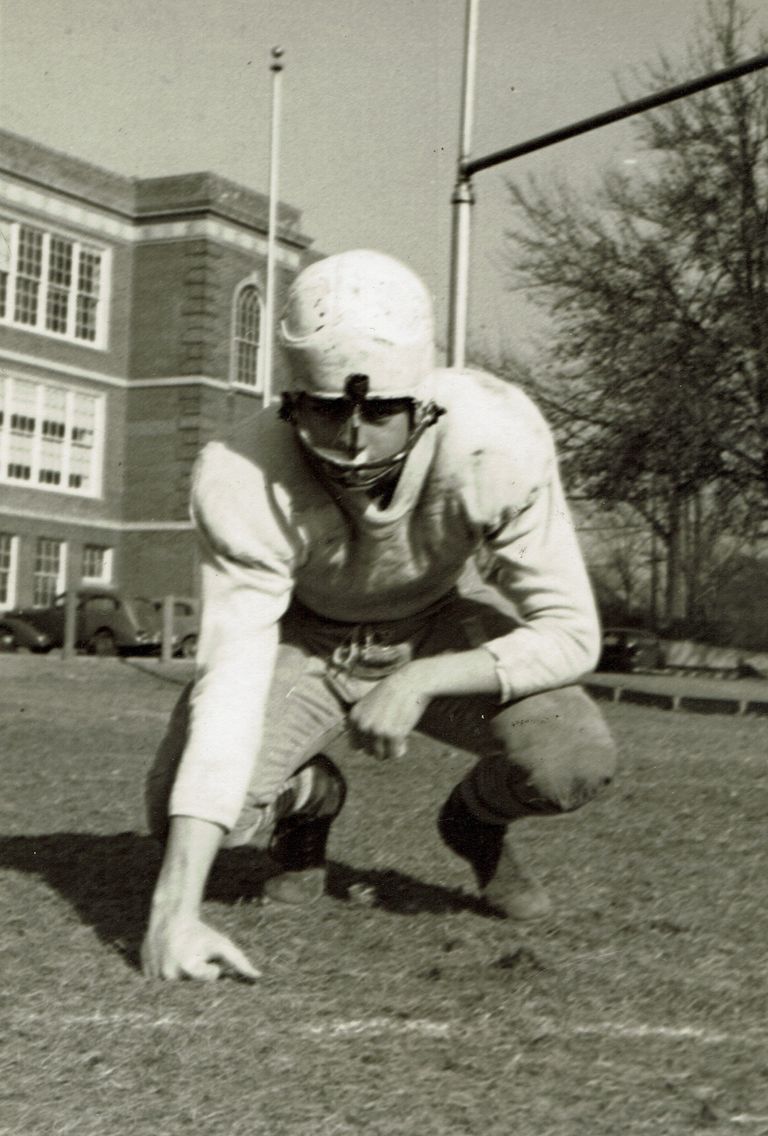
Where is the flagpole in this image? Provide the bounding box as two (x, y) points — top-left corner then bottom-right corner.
(447, 0), (479, 368)
(262, 45), (284, 408)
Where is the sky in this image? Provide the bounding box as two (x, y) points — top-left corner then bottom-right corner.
(1, 0), (763, 359)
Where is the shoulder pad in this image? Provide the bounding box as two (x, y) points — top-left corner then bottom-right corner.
(431, 369), (555, 502)
(191, 433), (294, 567)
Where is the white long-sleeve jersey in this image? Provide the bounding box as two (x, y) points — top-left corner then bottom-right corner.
(169, 368), (601, 830)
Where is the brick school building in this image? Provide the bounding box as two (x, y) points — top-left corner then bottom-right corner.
(0, 129), (315, 609)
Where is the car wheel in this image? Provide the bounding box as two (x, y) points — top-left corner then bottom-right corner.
(0, 630), (17, 652)
(87, 628), (118, 657)
(178, 634), (198, 659)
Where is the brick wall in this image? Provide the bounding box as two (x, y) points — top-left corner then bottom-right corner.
(121, 528), (199, 599)
(0, 515), (123, 608)
(0, 129), (316, 605)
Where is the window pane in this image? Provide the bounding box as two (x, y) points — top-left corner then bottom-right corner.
(69, 395), (96, 493)
(8, 379), (36, 477)
(46, 287), (69, 333)
(78, 251), (101, 295)
(1, 223), (105, 344)
(75, 294), (98, 341)
(234, 285), (262, 388)
(33, 538), (63, 606)
(75, 250), (101, 341)
(71, 392), (96, 447)
(41, 382), (67, 420)
(237, 341), (259, 386)
(9, 380), (36, 434)
(6, 463), (32, 481)
(0, 533), (13, 606)
(0, 220), (10, 272)
(17, 227), (43, 279)
(38, 436), (63, 485)
(68, 449), (92, 491)
(0, 219), (10, 321)
(49, 237), (73, 287)
(15, 228), (42, 325)
(1, 381), (101, 497)
(82, 544), (111, 581)
(236, 287), (261, 340)
(14, 276), (40, 325)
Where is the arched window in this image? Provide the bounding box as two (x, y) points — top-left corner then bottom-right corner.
(232, 282), (263, 390)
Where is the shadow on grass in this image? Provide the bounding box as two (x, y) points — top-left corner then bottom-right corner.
(0, 832), (493, 970)
(327, 861), (493, 919)
(0, 831), (162, 970)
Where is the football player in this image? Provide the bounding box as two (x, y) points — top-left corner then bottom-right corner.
(141, 249), (616, 981)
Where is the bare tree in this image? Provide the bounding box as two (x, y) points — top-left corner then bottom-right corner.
(501, 0), (768, 628)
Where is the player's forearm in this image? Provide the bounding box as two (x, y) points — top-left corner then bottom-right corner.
(148, 815), (225, 921)
(170, 630), (281, 830)
(404, 647), (501, 699)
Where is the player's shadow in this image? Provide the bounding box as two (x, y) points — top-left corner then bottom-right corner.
(0, 831), (493, 970)
(197, 848), (491, 918)
(326, 862), (492, 918)
(0, 831), (162, 969)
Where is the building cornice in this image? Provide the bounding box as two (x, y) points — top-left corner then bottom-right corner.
(128, 375), (233, 391)
(0, 130), (313, 246)
(0, 348), (127, 387)
(0, 177), (304, 265)
(0, 350), (258, 394)
(0, 504), (194, 533)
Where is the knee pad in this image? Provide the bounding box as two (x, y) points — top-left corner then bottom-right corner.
(471, 687), (617, 820)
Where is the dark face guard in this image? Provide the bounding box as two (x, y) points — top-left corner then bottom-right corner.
(279, 374), (445, 491)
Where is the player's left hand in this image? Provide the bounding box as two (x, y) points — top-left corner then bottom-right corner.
(349, 666), (430, 760)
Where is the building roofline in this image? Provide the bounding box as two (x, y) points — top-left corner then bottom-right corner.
(0, 127), (313, 248)
(0, 128), (136, 214)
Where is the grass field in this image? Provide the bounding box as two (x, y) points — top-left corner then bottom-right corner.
(1, 654), (767, 1136)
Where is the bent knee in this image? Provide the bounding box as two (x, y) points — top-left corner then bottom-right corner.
(492, 685), (617, 815)
(529, 727), (617, 813)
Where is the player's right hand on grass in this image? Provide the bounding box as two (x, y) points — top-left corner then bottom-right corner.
(141, 915), (260, 982)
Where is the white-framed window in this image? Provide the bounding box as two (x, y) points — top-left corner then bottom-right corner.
(33, 537), (66, 607)
(82, 543), (113, 583)
(0, 216), (109, 348)
(231, 278), (264, 391)
(0, 376), (104, 497)
(0, 533), (18, 610)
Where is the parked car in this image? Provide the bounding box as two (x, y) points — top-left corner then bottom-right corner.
(151, 596), (200, 659)
(0, 614), (54, 653)
(9, 589), (163, 656)
(597, 627), (667, 673)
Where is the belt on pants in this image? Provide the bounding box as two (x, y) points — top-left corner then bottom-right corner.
(288, 591), (457, 680)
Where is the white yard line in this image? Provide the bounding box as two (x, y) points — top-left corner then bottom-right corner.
(304, 1017), (451, 1039)
(571, 1021), (734, 1043)
(8, 1010), (765, 1048)
(9, 1011), (181, 1029)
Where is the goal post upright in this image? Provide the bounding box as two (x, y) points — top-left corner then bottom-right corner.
(445, 0), (768, 370)
(447, 0), (479, 369)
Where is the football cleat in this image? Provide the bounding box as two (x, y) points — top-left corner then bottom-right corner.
(264, 754), (347, 906)
(437, 786), (551, 921)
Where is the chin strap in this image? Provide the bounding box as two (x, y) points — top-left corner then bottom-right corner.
(278, 391), (299, 424)
(417, 399), (447, 432)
